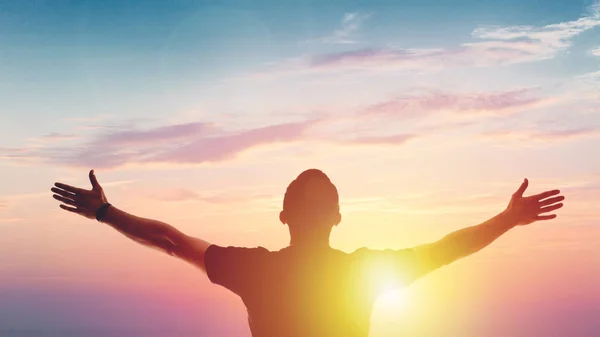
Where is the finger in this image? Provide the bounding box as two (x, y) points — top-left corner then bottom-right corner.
(54, 182), (85, 194)
(59, 204), (84, 215)
(539, 203), (563, 213)
(539, 195), (565, 207)
(535, 214), (557, 221)
(51, 187), (77, 199)
(532, 189), (561, 201)
(89, 169), (102, 190)
(53, 194), (78, 207)
(513, 178), (529, 198)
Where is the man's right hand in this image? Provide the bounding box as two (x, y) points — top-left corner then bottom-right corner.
(51, 169), (108, 220)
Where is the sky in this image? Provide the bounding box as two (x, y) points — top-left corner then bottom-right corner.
(0, 0), (599, 336)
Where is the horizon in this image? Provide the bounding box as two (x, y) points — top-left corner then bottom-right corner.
(1, 0), (599, 336)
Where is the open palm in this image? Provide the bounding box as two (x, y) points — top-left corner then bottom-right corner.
(51, 169), (108, 220)
(505, 178), (564, 226)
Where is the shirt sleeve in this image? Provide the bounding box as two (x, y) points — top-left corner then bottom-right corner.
(204, 244), (269, 297)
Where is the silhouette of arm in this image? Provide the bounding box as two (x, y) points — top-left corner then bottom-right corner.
(411, 179), (564, 278)
(100, 206), (210, 271)
(51, 169), (210, 272)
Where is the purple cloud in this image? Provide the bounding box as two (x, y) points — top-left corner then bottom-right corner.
(364, 89), (544, 118)
(0, 120), (318, 170)
(39, 133), (78, 142)
(103, 122), (214, 147)
(151, 120), (313, 164)
(0, 86), (554, 171)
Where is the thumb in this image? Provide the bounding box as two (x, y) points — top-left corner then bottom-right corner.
(89, 169), (102, 190)
(513, 178), (528, 198)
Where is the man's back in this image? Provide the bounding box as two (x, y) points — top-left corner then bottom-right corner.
(205, 244), (423, 337)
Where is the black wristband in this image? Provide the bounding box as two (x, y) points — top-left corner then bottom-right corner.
(96, 203), (112, 222)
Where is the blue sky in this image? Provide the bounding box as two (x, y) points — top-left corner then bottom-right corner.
(0, 0), (599, 336)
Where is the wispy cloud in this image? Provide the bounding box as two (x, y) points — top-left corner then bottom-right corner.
(0, 85), (570, 171)
(340, 190), (505, 214)
(98, 122), (215, 147)
(481, 126), (600, 142)
(591, 47), (600, 56)
(149, 120), (316, 165)
(253, 4), (600, 77)
(320, 12), (371, 44)
(470, 1), (600, 60)
(145, 188), (274, 204)
(39, 133), (78, 142)
(0, 120), (320, 169)
(364, 88), (546, 118)
(344, 134), (416, 145)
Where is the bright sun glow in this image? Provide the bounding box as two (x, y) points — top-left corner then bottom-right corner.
(377, 288), (410, 312)
(361, 256), (412, 314)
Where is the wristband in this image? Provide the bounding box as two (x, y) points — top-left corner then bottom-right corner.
(96, 203), (112, 222)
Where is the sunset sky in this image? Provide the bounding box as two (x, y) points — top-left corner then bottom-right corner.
(0, 0), (599, 336)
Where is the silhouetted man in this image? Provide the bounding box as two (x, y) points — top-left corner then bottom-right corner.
(51, 169), (564, 337)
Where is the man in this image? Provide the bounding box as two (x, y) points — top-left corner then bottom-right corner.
(51, 168), (564, 337)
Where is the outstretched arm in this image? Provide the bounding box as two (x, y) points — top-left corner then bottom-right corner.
(412, 179), (564, 277)
(51, 170), (210, 273)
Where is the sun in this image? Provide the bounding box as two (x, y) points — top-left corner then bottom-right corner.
(376, 287), (410, 312)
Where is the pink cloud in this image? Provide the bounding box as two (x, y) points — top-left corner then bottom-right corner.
(151, 120), (313, 164)
(364, 89), (545, 118)
(344, 133), (416, 145)
(39, 133), (78, 142)
(0, 120), (319, 170)
(145, 188), (273, 204)
(0, 87), (558, 170)
(104, 122), (214, 146)
(251, 42), (554, 78)
(481, 126), (600, 142)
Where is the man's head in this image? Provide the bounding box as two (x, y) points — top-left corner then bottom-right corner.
(280, 169), (341, 243)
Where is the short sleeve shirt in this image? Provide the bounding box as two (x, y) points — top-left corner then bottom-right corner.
(204, 244), (427, 337)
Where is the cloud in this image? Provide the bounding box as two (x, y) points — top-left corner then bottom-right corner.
(340, 190), (506, 215)
(0, 86), (561, 170)
(344, 133), (416, 145)
(99, 122), (215, 147)
(145, 188), (274, 204)
(320, 12), (371, 44)
(364, 88), (546, 118)
(148, 120), (315, 165)
(481, 126), (600, 142)
(39, 133), (78, 142)
(302, 88), (549, 142)
(591, 47), (600, 56)
(252, 5), (600, 77)
(470, 3), (600, 58)
(0, 120), (320, 170)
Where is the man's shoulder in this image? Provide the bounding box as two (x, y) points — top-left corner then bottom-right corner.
(206, 244), (271, 256)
